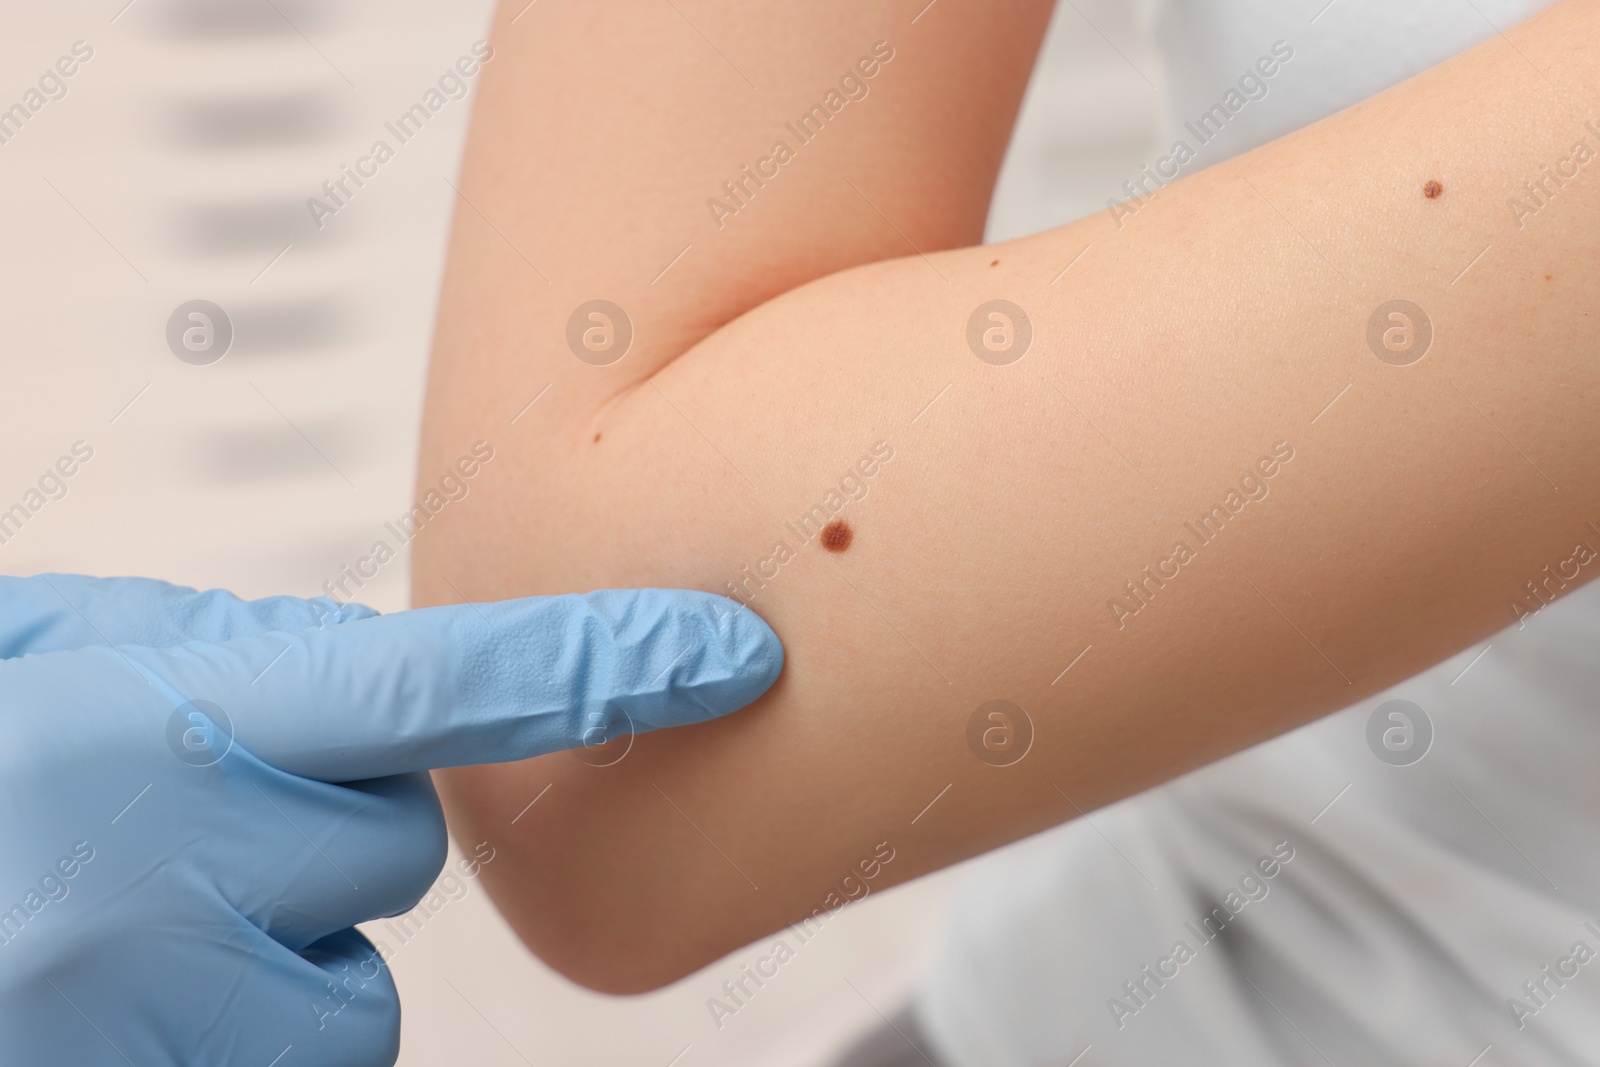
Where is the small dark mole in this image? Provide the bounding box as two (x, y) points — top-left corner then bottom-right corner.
(593, 432), (602, 443)
(989, 259), (1000, 267)
(1423, 180), (1443, 199)
(820, 519), (853, 553)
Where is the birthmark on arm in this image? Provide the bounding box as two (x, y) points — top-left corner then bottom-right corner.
(820, 520), (853, 553)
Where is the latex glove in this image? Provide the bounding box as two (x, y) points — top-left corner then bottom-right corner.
(0, 574), (781, 1066)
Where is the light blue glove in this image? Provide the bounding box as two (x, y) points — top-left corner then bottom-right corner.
(0, 574), (782, 1066)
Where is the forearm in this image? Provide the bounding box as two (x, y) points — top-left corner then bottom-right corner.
(419, 0), (1600, 991)
(422, 0), (1053, 415)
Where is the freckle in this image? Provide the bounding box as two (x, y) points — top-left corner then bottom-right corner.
(820, 520), (853, 553)
(990, 259), (1000, 267)
(1545, 274), (1553, 281)
(1423, 180), (1443, 199)
(593, 432), (602, 443)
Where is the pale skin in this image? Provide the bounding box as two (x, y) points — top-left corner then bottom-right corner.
(416, 0), (1600, 993)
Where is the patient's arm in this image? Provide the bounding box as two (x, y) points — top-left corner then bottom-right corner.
(418, 0), (1600, 993)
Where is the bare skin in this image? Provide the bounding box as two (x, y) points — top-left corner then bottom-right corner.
(416, 0), (1600, 993)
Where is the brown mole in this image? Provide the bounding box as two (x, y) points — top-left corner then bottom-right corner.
(990, 259), (1000, 267)
(593, 432), (602, 443)
(820, 519), (853, 553)
(1423, 180), (1443, 199)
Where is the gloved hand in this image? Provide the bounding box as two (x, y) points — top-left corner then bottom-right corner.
(0, 574), (782, 1066)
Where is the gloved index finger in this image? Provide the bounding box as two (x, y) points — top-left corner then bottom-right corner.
(118, 589), (783, 781)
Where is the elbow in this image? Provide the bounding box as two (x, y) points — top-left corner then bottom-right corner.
(436, 762), (748, 996)
(482, 851), (738, 996)
(501, 903), (717, 996)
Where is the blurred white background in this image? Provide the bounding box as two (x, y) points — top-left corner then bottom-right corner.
(0, 1), (1161, 1063)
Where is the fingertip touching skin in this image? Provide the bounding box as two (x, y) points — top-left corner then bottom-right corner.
(169, 589), (785, 782)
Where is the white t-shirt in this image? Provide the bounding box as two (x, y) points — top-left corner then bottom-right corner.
(917, 2), (1595, 1064)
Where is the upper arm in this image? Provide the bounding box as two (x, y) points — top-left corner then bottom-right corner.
(418, 0), (1600, 992)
